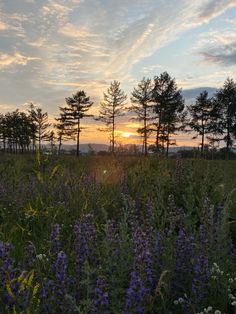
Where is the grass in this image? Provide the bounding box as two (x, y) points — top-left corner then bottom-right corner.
(0, 153), (235, 313)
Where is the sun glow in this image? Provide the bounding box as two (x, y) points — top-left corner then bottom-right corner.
(123, 132), (132, 138)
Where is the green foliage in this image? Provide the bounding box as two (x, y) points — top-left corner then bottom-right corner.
(0, 155), (235, 313)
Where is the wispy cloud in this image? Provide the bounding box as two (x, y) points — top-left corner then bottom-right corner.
(0, 52), (40, 69)
(197, 0), (236, 21)
(0, 0), (235, 123)
(195, 26), (236, 66)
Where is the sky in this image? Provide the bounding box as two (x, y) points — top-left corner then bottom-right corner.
(0, 0), (236, 146)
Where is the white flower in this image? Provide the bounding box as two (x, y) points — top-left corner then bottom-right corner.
(178, 297), (184, 304)
(36, 253), (47, 261)
(214, 311), (221, 314)
(231, 301), (236, 306)
(174, 300), (178, 305)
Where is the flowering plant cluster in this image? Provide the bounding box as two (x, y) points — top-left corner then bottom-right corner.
(0, 155), (235, 313)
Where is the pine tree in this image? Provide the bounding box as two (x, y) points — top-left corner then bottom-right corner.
(49, 130), (56, 153)
(152, 72), (184, 155)
(130, 78), (153, 156)
(213, 78), (236, 158)
(0, 113), (7, 152)
(188, 91), (213, 156)
(62, 91), (93, 156)
(55, 109), (74, 154)
(28, 103), (50, 151)
(96, 81), (127, 154)
(0, 110), (35, 153)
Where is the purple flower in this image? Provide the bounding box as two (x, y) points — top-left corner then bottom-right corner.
(24, 242), (36, 268)
(92, 277), (109, 314)
(105, 219), (119, 252)
(123, 271), (149, 314)
(172, 229), (195, 298)
(167, 194), (186, 231)
(133, 227), (154, 286)
(175, 152), (183, 182)
(55, 251), (67, 283)
(0, 242), (13, 259)
(74, 214), (95, 299)
(192, 253), (210, 308)
(50, 224), (61, 256)
(74, 214), (95, 273)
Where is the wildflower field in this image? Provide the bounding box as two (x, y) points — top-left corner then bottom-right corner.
(0, 154), (236, 314)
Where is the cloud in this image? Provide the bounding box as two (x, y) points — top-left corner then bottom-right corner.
(42, 0), (72, 17)
(201, 49), (236, 66)
(182, 87), (216, 101)
(141, 64), (163, 75)
(59, 23), (97, 39)
(0, 0), (235, 127)
(195, 27), (236, 66)
(0, 52), (40, 69)
(0, 103), (17, 111)
(198, 0), (236, 22)
(2, 0), (234, 85)
(0, 21), (9, 31)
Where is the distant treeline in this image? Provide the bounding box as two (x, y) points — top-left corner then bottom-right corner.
(0, 72), (236, 158)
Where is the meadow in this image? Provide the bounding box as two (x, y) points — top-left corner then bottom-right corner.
(0, 153), (236, 314)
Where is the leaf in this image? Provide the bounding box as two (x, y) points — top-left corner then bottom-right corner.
(33, 170), (44, 183)
(6, 282), (14, 298)
(50, 164), (61, 180)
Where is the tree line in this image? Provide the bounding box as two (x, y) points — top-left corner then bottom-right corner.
(0, 72), (236, 157)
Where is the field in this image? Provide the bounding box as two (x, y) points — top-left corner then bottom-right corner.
(0, 154), (236, 314)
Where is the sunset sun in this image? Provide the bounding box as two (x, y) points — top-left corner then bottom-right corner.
(123, 132), (132, 138)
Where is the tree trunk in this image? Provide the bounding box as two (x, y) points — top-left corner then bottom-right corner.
(166, 127), (170, 158)
(156, 109), (162, 152)
(201, 117), (205, 157)
(226, 104), (230, 160)
(112, 113), (115, 155)
(39, 128), (41, 151)
(201, 131), (205, 157)
(144, 107), (147, 156)
(58, 136), (62, 155)
(77, 119), (80, 156)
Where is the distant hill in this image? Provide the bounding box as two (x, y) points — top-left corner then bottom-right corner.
(183, 87), (216, 102)
(51, 143), (196, 153)
(59, 143), (109, 152)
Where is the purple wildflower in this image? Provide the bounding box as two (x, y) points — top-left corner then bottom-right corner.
(74, 214), (95, 299)
(175, 152), (183, 182)
(167, 194), (185, 231)
(123, 271), (149, 314)
(92, 277), (109, 314)
(192, 253), (210, 308)
(172, 229), (195, 298)
(74, 214), (95, 272)
(50, 224), (61, 256)
(55, 251), (67, 283)
(133, 227), (154, 287)
(105, 219), (119, 252)
(24, 242), (36, 269)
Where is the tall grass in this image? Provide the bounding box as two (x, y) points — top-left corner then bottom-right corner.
(0, 153), (235, 313)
